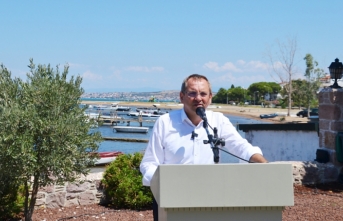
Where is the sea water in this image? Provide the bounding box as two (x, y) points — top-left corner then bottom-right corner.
(93, 110), (267, 163)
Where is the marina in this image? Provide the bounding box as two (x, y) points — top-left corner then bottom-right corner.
(94, 111), (266, 163)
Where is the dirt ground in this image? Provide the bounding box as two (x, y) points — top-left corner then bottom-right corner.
(22, 182), (343, 221)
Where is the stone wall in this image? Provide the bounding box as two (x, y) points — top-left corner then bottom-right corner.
(35, 180), (104, 209)
(318, 88), (343, 180)
(290, 161), (338, 185)
(34, 162), (339, 209)
(35, 167), (106, 209)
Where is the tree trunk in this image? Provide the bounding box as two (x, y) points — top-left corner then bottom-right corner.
(24, 176), (39, 221)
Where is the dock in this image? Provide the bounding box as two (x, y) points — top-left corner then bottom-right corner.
(103, 137), (149, 143)
(98, 115), (156, 127)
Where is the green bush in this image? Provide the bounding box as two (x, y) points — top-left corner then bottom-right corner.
(102, 152), (153, 209)
(0, 180), (25, 220)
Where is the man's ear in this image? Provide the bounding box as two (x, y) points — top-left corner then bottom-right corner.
(179, 91), (184, 103)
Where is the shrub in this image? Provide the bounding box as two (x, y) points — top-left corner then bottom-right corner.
(102, 152), (153, 209)
(0, 180), (25, 220)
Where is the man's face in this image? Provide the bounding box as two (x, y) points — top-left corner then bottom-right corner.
(180, 78), (212, 116)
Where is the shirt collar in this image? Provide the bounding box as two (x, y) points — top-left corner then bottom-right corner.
(181, 108), (189, 123)
(181, 108), (206, 127)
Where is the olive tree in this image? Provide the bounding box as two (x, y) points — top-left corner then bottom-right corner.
(0, 64), (26, 219)
(0, 59), (102, 220)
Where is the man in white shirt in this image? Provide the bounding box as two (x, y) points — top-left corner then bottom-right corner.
(140, 74), (268, 220)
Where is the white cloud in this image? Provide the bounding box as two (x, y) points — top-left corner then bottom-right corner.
(124, 66), (164, 72)
(236, 60), (246, 65)
(82, 71), (103, 80)
(210, 72), (275, 90)
(68, 63), (90, 69)
(203, 61), (241, 72)
(203, 60), (269, 72)
(108, 69), (123, 80)
(244, 60), (269, 71)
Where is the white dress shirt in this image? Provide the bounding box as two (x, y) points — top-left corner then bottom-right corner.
(140, 108), (263, 186)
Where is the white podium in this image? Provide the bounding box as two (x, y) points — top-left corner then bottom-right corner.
(150, 163), (294, 221)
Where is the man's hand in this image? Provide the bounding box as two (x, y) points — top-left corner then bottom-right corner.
(249, 153), (268, 163)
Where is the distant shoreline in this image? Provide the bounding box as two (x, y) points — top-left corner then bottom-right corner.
(81, 100), (310, 124)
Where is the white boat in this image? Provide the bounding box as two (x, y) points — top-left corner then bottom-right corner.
(135, 107), (158, 113)
(113, 126), (149, 133)
(88, 103), (131, 114)
(94, 151), (123, 165)
(127, 112), (160, 118)
(110, 103), (131, 111)
(85, 113), (123, 120)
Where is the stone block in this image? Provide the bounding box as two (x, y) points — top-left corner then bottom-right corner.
(319, 119), (330, 131)
(323, 165), (339, 181)
(331, 121), (343, 131)
(67, 182), (90, 193)
(46, 192), (66, 208)
(319, 131), (326, 148)
(329, 89), (343, 104)
(89, 183), (96, 190)
(55, 185), (66, 192)
(38, 185), (54, 193)
(66, 192), (79, 200)
(324, 131), (336, 150)
(301, 162), (320, 184)
(36, 192), (46, 199)
(65, 198), (79, 207)
(35, 199), (46, 207)
(78, 191), (96, 205)
(95, 180), (104, 190)
(319, 104), (341, 120)
(318, 91), (330, 104)
(329, 151), (343, 166)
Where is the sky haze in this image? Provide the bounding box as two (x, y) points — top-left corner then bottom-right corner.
(1, 1), (343, 92)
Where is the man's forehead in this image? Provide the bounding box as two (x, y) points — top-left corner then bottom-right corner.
(187, 78), (208, 84)
(187, 79), (210, 90)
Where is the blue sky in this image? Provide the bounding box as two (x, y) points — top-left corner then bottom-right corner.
(1, 1), (343, 93)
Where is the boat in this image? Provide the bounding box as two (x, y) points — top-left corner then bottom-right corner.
(94, 151), (123, 165)
(152, 110), (168, 115)
(127, 112), (160, 118)
(85, 113), (123, 120)
(113, 126), (149, 133)
(136, 107), (158, 113)
(87, 104), (131, 115)
(110, 103), (131, 111)
(259, 113), (278, 119)
(92, 105), (108, 111)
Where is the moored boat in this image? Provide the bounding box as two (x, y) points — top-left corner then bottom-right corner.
(136, 107), (158, 113)
(94, 151), (123, 165)
(127, 112), (160, 118)
(113, 126), (149, 133)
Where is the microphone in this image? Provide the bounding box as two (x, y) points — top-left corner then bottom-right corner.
(191, 131), (198, 139)
(195, 107), (207, 121)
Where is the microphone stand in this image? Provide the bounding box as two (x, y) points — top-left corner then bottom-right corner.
(202, 120), (225, 164)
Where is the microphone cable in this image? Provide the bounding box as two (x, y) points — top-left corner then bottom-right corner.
(202, 117), (255, 163)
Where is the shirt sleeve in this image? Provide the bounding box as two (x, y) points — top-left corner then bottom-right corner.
(140, 118), (165, 186)
(219, 114), (263, 162)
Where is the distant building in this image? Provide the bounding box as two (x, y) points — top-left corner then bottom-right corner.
(318, 74), (343, 91)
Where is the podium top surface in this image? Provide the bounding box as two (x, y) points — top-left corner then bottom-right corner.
(150, 163), (294, 208)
